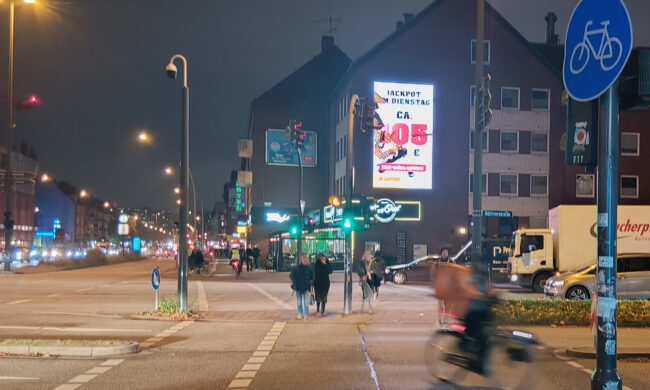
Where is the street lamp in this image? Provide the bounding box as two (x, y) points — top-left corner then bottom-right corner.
(79, 189), (88, 198)
(166, 53), (189, 312)
(4, 0), (36, 271)
(40, 173), (50, 182)
(173, 187), (180, 194)
(137, 130), (151, 144)
(164, 166), (174, 176)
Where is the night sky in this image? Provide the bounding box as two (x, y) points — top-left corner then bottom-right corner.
(1, 0), (649, 211)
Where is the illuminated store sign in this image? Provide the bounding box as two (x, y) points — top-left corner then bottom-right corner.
(372, 81), (434, 189)
(323, 206), (343, 224)
(266, 212), (290, 223)
(369, 198), (402, 223)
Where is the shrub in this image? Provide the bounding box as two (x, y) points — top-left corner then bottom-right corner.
(492, 299), (650, 327)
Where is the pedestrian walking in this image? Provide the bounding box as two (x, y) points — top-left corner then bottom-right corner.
(313, 253), (333, 316)
(357, 251), (375, 314)
(371, 251), (386, 299)
(290, 253), (314, 320)
(253, 245), (261, 269)
(245, 247), (254, 272)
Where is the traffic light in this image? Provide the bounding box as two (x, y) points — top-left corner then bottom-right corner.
(359, 99), (381, 133)
(288, 218), (302, 238)
(15, 95), (40, 110)
(328, 195), (341, 208)
(477, 73), (492, 129)
(341, 207), (357, 232)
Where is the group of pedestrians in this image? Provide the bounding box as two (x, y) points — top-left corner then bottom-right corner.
(228, 246), (262, 273)
(289, 253), (333, 319)
(289, 251), (385, 319)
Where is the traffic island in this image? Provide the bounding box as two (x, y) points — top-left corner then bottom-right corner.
(132, 296), (202, 321)
(0, 339), (139, 357)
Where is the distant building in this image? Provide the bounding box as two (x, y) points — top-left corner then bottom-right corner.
(247, 36), (351, 255)
(34, 181), (75, 247)
(0, 143), (38, 250)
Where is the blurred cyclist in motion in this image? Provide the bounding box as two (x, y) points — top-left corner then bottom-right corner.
(430, 261), (495, 363)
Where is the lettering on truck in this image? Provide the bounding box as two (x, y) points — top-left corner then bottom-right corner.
(590, 219), (650, 240)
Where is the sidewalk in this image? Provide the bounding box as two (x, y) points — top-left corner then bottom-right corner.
(514, 326), (650, 358)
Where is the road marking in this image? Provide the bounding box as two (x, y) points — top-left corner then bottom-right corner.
(41, 327), (148, 333)
(86, 367), (112, 374)
(138, 321), (194, 349)
(56, 358), (125, 390)
(34, 311), (121, 319)
(246, 283), (292, 310)
(47, 293), (62, 298)
(0, 325), (40, 330)
(358, 326), (381, 390)
(228, 321), (285, 389)
(0, 376), (39, 380)
(76, 287), (92, 292)
(100, 284), (112, 288)
(567, 361), (583, 369)
(582, 368), (593, 374)
(196, 281), (208, 312)
(69, 374), (97, 383)
(6, 299), (32, 305)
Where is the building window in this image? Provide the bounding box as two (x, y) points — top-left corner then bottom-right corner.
(470, 39), (490, 64)
(621, 132), (639, 156)
(470, 85), (476, 107)
(336, 140), (340, 161)
(531, 89), (550, 110)
(576, 174), (595, 198)
(469, 131), (488, 151)
(531, 133), (548, 153)
(500, 174), (518, 196)
(621, 175), (639, 198)
(501, 87), (520, 110)
(500, 131), (518, 153)
(530, 175), (548, 196)
(469, 173), (487, 194)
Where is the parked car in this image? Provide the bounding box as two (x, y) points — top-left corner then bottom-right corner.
(384, 255), (441, 284)
(544, 253), (650, 300)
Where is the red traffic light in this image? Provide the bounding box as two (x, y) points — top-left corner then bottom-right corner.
(308, 218), (316, 226)
(29, 95), (39, 104)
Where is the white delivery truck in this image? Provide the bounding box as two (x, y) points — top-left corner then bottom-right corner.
(508, 205), (650, 292)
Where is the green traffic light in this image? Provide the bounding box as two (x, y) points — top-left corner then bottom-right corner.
(343, 218), (352, 229)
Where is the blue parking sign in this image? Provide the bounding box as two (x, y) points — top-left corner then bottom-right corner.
(563, 0), (633, 101)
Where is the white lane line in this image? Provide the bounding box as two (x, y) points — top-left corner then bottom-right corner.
(33, 311), (121, 319)
(69, 374), (97, 383)
(567, 361), (583, 369)
(229, 379), (252, 388)
(582, 368), (593, 374)
(76, 287), (92, 292)
(47, 293), (62, 298)
(6, 299), (32, 305)
(0, 376), (39, 380)
(0, 325), (39, 330)
(196, 281), (209, 312)
(53, 385), (81, 390)
(101, 359), (125, 366)
(358, 326), (381, 390)
(86, 367), (112, 374)
(246, 283), (292, 310)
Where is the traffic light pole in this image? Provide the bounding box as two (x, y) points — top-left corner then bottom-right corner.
(3, 0), (16, 271)
(343, 94), (359, 315)
(591, 82), (621, 390)
(471, 0), (485, 273)
(296, 148), (303, 262)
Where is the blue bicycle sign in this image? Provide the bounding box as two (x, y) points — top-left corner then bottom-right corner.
(569, 21), (622, 74)
(563, 0), (632, 101)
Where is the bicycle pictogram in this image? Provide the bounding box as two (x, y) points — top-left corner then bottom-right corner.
(569, 20), (623, 75)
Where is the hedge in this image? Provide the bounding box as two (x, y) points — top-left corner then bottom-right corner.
(492, 299), (650, 327)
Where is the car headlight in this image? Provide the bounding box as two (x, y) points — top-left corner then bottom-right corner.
(552, 280), (565, 287)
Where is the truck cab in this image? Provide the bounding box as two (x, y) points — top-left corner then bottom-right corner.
(508, 229), (554, 292)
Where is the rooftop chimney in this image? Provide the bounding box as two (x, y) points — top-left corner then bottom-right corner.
(321, 35), (334, 53)
(404, 13), (414, 24)
(396, 21), (404, 30)
(545, 12), (559, 45)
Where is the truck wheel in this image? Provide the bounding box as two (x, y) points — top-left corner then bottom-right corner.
(532, 274), (549, 293)
(566, 286), (589, 300)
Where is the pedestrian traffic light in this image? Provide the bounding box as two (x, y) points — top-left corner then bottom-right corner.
(359, 99), (381, 133)
(288, 218), (302, 238)
(341, 208), (357, 232)
(328, 195), (341, 208)
(477, 73), (492, 129)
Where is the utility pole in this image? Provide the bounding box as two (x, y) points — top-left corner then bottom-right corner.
(3, 0), (16, 271)
(471, 0), (485, 272)
(288, 120), (305, 262)
(343, 94), (359, 315)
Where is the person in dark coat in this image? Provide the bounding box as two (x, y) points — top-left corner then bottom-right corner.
(253, 245), (261, 269)
(371, 251), (387, 299)
(290, 254), (314, 320)
(313, 253), (333, 316)
(245, 247), (254, 272)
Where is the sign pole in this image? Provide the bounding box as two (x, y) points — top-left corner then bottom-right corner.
(296, 148), (303, 262)
(343, 94), (358, 315)
(592, 82), (622, 390)
(471, 0), (485, 273)
(155, 289), (159, 311)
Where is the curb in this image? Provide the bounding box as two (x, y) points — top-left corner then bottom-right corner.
(0, 342), (139, 357)
(566, 347), (650, 359)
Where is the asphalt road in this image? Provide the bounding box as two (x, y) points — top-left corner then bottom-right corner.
(0, 258), (647, 390)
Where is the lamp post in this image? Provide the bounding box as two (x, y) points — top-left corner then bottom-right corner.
(166, 54), (189, 312)
(4, 0), (34, 271)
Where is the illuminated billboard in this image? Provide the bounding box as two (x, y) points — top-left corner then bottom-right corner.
(372, 82), (433, 189)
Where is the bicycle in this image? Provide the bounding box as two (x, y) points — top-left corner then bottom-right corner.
(424, 299), (537, 389)
(569, 20), (623, 75)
